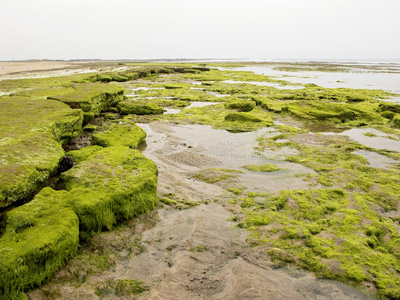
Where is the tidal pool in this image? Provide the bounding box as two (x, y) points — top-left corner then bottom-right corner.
(222, 80), (304, 90)
(232, 65), (400, 100)
(138, 122), (318, 194)
(353, 150), (399, 169)
(340, 128), (400, 152)
(185, 102), (220, 109)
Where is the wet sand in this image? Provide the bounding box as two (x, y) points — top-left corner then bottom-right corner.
(29, 121), (372, 300)
(0, 61), (86, 75)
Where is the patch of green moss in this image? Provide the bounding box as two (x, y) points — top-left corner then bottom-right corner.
(0, 97), (83, 208)
(0, 188), (79, 299)
(189, 245), (209, 252)
(192, 168), (243, 184)
(159, 197), (177, 206)
(225, 100), (256, 112)
(248, 128), (400, 297)
(243, 164), (281, 172)
(67, 145), (103, 163)
(379, 103), (400, 114)
(363, 132), (377, 137)
(95, 279), (148, 298)
(393, 115), (400, 127)
(227, 187), (246, 195)
(0, 140), (158, 297)
(130, 83), (222, 103)
(84, 66), (175, 83)
(243, 188), (400, 298)
(104, 113), (116, 120)
(62, 146), (158, 235)
(118, 100), (164, 115)
(83, 124), (97, 131)
(48, 83), (125, 116)
(169, 104), (273, 131)
(92, 116), (146, 148)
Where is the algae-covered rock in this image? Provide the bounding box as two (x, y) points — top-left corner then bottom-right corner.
(67, 145), (103, 163)
(393, 115), (400, 127)
(225, 112), (262, 122)
(118, 101), (164, 115)
(48, 82), (125, 116)
(0, 97), (83, 208)
(285, 100), (386, 125)
(62, 146), (158, 235)
(0, 188), (79, 299)
(171, 104), (273, 131)
(92, 116), (146, 148)
(225, 100), (256, 112)
(83, 112), (95, 123)
(379, 103), (400, 114)
(104, 113), (116, 120)
(0, 141), (158, 297)
(83, 124), (98, 131)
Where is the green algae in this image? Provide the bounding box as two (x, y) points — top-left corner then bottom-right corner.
(104, 113), (116, 120)
(63, 145), (158, 236)
(0, 144), (158, 298)
(243, 164), (281, 172)
(168, 104), (274, 131)
(393, 115), (400, 127)
(92, 116), (147, 148)
(118, 100), (164, 115)
(129, 84), (223, 103)
(193, 168), (243, 184)
(242, 188), (400, 298)
(0, 141), (158, 298)
(0, 188), (79, 299)
(225, 99), (256, 112)
(0, 65), (208, 297)
(0, 97), (83, 208)
(182, 68), (296, 86)
(246, 127), (400, 297)
(48, 82), (125, 116)
(95, 279), (148, 298)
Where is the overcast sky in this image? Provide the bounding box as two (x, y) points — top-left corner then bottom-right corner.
(1, 0), (399, 61)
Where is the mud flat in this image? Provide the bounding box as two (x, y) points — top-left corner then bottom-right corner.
(1, 61), (400, 299)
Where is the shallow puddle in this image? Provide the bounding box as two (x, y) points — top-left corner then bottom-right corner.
(222, 79), (304, 90)
(233, 65), (400, 97)
(185, 102), (220, 109)
(138, 122), (318, 194)
(353, 150), (399, 169)
(340, 128), (400, 152)
(163, 108), (181, 115)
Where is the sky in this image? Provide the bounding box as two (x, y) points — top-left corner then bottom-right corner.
(1, 0), (399, 61)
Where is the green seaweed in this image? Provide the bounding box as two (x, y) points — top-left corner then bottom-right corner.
(0, 188), (79, 299)
(92, 116), (147, 148)
(118, 100), (164, 115)
(247, 128), (400, 297)
(0, 97), (83, 208)
(48, 82), (125, 116)
(193, 168), (243, 184)
(168, 104), (273, 131)
(225, 99), (256, 112)
(62, 146), (158, 235)
(243, 164), (281, 172)
(95, 279), (148, 298)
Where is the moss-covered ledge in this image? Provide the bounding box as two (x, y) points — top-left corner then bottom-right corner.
(47, 82), (125, 121)
(0, 97), (83, 208)
(0, 142), (158, 299)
